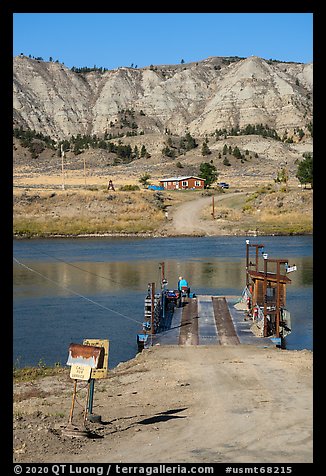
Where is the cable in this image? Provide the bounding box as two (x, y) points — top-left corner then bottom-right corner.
(13, 256), (143, 325)
(38, 250), (146, 291)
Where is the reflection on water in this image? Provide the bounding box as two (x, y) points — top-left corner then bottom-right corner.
(13, 236), (313, 368)
(14, 256), (312, 298)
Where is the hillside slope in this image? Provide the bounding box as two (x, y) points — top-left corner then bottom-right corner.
(13, 55), (313, 140)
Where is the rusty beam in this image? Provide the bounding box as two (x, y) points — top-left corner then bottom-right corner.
(246, 241), (264, 286)
(178, 298), (199, 345)
(214, 297), (239, 344)
(212, 297), (240, 345)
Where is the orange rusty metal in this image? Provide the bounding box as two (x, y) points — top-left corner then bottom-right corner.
(66, 343), (104, 369)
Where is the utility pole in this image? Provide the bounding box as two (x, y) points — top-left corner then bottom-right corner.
(211, 195), (215, 219)
(83, 155), (87, 188)
(61, 144), (65, 190)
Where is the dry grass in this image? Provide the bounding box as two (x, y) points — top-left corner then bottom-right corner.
(255, 211), (312, 234)
(13, 364), (67, 383)
(13, 189), (166, 236)
(13, 183), (312, 237)
(200, 186), (312, 235)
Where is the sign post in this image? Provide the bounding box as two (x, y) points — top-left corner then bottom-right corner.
(83, 339), (109, 423)
(63, 342), (105, 437)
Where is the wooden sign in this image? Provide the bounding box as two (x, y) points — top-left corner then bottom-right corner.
(83, 339), (109, 379)
(70, 364), (92, 381)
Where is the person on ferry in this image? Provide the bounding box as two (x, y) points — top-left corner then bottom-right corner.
(178, 276), (190, 296)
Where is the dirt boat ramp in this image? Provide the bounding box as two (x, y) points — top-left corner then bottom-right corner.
(14, 343), (312, 464)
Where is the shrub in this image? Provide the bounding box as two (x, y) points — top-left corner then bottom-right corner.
(120, 184), (140, 191)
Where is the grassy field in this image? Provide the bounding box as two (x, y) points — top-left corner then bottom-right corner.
(13, 184), (313, 237)
(201, 185), (313, 235)
(13, 188), (169, 236)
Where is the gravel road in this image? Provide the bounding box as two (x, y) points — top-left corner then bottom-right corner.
(14, 345), (312, 463)
(165, 192), (248, 236)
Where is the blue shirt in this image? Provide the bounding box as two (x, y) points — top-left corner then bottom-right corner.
(178, 279), (188, 289)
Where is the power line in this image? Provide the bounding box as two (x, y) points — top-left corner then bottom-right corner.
(13, 256), (143, 325)
(38, 250), (147, 292)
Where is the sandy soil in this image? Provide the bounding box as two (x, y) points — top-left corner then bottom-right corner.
(162, 192), (249, 236)
(13, 345), (313, 464)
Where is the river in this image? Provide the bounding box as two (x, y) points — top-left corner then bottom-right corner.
(13, 235), (313, 368)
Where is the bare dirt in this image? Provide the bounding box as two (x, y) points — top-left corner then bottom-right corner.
(162, 192), (248, 236)
(13, 344), (313, 464)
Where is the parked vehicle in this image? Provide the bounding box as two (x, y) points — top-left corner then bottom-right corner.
(218, 182), (229, 189)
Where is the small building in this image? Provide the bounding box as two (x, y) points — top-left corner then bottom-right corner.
(159, 176), (205, 190)
(248, 269), (291, 309)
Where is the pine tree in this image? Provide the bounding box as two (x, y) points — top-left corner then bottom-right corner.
(201, 141), (211, 156)
(184, 132), (197, 150)
(296, 154), (313, 188)
(232, 146), (242, 159)
(199, 162), (218, 188)
(139, 173), (151, 188)
(140, 145), (147, 158)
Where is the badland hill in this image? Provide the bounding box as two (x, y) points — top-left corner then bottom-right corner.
(13, 55), (313, 192)
(13, 55), (313, 237)
(13, 55), (312, 140)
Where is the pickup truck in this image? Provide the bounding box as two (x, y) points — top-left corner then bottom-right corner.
(218, 182), (229, 189)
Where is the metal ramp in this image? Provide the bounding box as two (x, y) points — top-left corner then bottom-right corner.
(197, 295), (219, 345)
(153, 294), (275, 347)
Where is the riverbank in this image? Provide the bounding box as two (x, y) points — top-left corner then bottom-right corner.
(13, 186), (313, 238)
(13, 344), (313, 463)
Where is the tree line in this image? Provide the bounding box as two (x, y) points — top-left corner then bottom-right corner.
(214, 122), (312, 141)
(13, 127), (56, 148)
(13, 127), (313, 187)
(296, 152), (313, 188)
(60, 134), (150, 161)
(13, 128), (150, 163)
(161, 132), (198, 158)
(70, 66), (109, 74)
